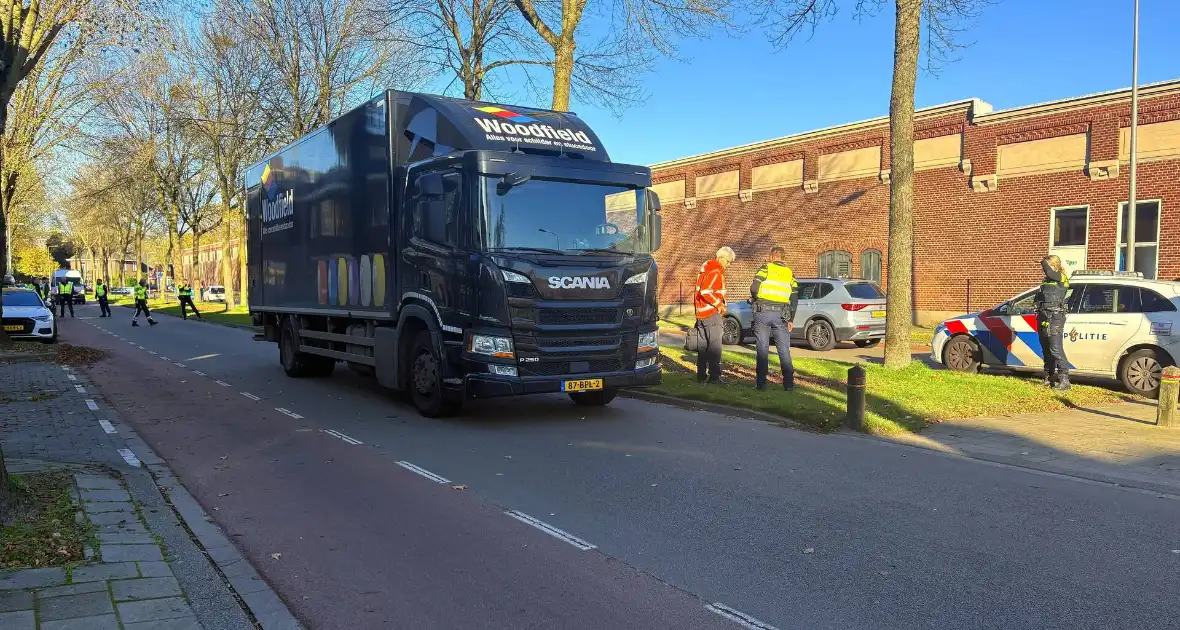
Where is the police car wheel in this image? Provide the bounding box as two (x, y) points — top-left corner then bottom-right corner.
(943, 335), (981, 372)
(722, 316), (741, 345)
(1121, 349), (1165, 398)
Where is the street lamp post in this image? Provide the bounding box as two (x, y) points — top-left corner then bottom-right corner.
(1127, 0), (1140, 273)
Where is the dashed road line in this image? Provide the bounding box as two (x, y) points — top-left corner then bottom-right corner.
(85, 399), (99, 411)
(98, 419), (117, 434)
(704, 604), (779, 630)
(174, 362), (187, 368)
(275, 407), (304, 419)
(67, 374), (77, 381)
(504, 511), (597, 551)
(240, 391), (261, 401)
(160, 356), (170, 361)
(215, 380), (231, 387)
(322, 429), (363, 445)
(117, 448), (142, 467)
(396, 461), (451, 484)
(192, 370), (206, 377)
(74, 385), (86, 393)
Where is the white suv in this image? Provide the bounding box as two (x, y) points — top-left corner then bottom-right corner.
(932, 271), (1180, 397)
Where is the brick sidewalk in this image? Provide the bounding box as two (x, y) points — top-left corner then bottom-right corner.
(0, 360), (297, 629)
(875, 399), (1180, 493)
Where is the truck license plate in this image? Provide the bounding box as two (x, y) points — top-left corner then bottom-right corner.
(872, 310), (886, 318)
(3, 325), (22, 332)
(562, 378), (603, 392)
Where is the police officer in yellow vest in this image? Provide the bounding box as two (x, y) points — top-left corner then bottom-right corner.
(95, 279), (112, 317)
(132, 279), (158, 327)
(57, 278), (75, 317)
(750, 247), (799, 390)
(176, 279), (202, 320)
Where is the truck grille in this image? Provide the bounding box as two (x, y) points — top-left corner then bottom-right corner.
(621, 284), (644, 299)
(537, 308), (617, 326)
(506, 282), (537, 299)
(519, 359), (624, 377)
(1, 318), (34, 334)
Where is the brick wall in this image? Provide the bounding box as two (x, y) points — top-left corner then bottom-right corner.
(652, 85), (1180, 323)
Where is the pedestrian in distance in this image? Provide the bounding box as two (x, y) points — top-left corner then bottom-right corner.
(1036, 254), (1070, 391)
(694, 246), (735, 384)
(38, 277), (50, 302)
(57, 277), (75, 318)
(131, 278), (158, 327)
(95, 278), (112, 317)
(750, 246), (799, 391)
(176, 278), (202, 320)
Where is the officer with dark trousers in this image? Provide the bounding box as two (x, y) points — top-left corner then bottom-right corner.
(176, 279), (202, 320)
(131, 279), (158, 327)
(95, 279), (112, 317)
(750, 247), (799, 390)
(1036, 254), (1070, 391)
(57, 278), (75, 317)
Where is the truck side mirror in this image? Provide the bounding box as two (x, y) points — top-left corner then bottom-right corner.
(418, 172), (444, 197)
(647, 190), (662, 212)
(646, 189), (662, 251)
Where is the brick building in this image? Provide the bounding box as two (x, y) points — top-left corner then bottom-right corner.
(649, 80), (1180, 325)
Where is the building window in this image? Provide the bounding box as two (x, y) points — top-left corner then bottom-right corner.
(1051, 206), (1088, 247)
(860, 249), (882, 284)
(818, 250), (852, 279)
(1116, 200), (1160, 280)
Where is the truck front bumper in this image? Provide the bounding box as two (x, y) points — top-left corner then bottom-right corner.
(463, 365), (662, 399)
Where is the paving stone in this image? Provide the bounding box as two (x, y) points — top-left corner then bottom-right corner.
(111, 577), (181, 602)
(239, 588), (287, 615)
(70, 563), (139, 583)
(135, 562), (174, 578)
(204, 544), (239, 564)
(40, 614), (120, 630)
(227, 573), (269, 595)
(35, 581), (107, 599)
(216, 558), (255, 579)
(116, 597), (194, 624)
(88, 512), (140, 527)
(123, 616), (202, 630)
(257, 609), (303, 630)
(0, 591), (32, 613)
(0, 610), (34, 630)
(97, 532), (155, 545)
(74, 475), (122, 490)
(79, 489), (130, 503)
(100, 544), (163, 563)
(84, 502), (137, 514)
(0, 567), (65, 590)
(36, 591), (114, 621)
(97, 521), (147, 535)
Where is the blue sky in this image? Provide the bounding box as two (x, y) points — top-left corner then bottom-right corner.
(550, 0), (1180, 166)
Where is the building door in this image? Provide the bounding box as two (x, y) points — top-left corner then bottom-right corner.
(1049, 206), (1087, 278)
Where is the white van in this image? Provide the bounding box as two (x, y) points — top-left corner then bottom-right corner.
(52, 269), (86, 304)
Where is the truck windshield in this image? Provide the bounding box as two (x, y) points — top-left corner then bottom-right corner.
(482, 177), (647, 254)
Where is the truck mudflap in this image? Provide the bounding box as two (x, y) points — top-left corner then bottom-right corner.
(464, 368), (662, 399)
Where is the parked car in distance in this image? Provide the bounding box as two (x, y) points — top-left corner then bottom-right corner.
(932, 270), (1180, 397)
(202, 285), (226, 302)
(722, 278), (887, 350)
(1, 287), (56, 343)
(109, 286), (133, 296)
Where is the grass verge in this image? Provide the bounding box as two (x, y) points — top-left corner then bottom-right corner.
(653, 347), (1138, 434)
(117, 299), (252, 327)
(1, 471), (93, 570)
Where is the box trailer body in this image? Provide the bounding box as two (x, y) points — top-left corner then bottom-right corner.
(247, 90), (663, 416)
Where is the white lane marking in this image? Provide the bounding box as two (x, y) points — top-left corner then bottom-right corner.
(174, 362), (186, 368)
(118, 448), (142, 467)
(275, 407), (304, 419)
(214, 380), (231, 387)
(145, 349), (154, 354)
(192, 370), (206, 377)
(98, 419), (117, 434)
(396, 461), (450, 484)
(128, 342), (136, 346)
(503, 511), (596, 551)
(160, 356), (170, 361)
(61, 366), (70, 372)
(74, 385), (86, 393)
(240, 391), (261, 401)
(85, 399), (99, 411)
(704, 604), (780, 630)
(67, 374), (77, 381)
(322, 429), (363, 445)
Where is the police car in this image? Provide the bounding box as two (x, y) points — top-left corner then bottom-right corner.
(931, 271), (1180, 397)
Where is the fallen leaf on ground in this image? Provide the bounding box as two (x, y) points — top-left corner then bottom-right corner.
(271, 553), (282, 560)
(503, 455), (512, 459)
(451, 485), (468, 490)
(803, 548), (815, 554)
(218, 493), (230, 497)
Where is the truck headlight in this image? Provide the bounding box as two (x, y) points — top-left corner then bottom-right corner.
(636, 356), (658, 369)
(638, 331), (658, 353)
(470, 334), (514, 359)
(625, 272), (648, 285)
(488, 364), (518, 377)
(501, 269), (530, 284)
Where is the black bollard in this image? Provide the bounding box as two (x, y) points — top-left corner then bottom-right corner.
(846, 365), (866, 431)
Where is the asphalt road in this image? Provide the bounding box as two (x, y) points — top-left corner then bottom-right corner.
(61, 305), (1180, 630)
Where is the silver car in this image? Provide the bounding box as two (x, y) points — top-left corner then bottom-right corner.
(1, 287), (57, 343)
(723, 278), (887, 350)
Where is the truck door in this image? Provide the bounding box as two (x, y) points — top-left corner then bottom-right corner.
(402, 166), (468, 326)
(1065, 283), (1143, 374)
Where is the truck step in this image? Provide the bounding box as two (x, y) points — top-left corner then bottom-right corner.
(253, 333), (266, 342)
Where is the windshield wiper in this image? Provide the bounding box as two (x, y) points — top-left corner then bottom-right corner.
(575, 248), (633, 256)
(486, 246), (567, 255)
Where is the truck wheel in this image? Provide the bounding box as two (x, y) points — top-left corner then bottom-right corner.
(722, 316), (741, 345)
(279, 318), (334, 377)
(409, 330), (457, 417)
(805, 320), (836, 351)
(569, 389), (619, 406)
(1121, 348), (1166, 398)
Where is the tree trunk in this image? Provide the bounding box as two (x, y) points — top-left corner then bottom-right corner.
(550, 39), (575, 111)
(882, 0), (922, 370)
(192, 231), (200, 291)
(165, 212), (178, 302)
(220, 216), (235, 307)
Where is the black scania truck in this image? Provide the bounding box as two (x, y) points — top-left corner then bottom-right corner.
(246, 91), (663, 416)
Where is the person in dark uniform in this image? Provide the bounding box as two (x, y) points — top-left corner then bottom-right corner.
(132, 279), (158, 327)
(95, 279), (112, 317)
(749, 247), (800, 390)
(176, 279), (202, 320)
(1035, 255), (1070, 391)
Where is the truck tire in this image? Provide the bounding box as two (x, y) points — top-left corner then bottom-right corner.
(569, 389), (619, 407)
(279, 318), (334, 377)
(409, 330), (457, 417)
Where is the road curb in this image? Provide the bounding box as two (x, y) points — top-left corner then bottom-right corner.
(620, 389), (803, 429)
(70, 363), (305, 630)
